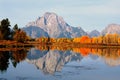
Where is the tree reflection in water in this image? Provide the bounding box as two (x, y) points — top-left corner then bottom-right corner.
(1, 46), (120, 74)
(73, 47), (120, 66)
(11, 50), (27, 68)
(26, 45), (120, 74)
(0, 49), (28, 73)
(0, 51), (10, 72)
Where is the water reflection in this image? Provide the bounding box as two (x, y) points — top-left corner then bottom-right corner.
(0, 51), (9, 72)
(73, 47), (120, 66)
(35, 45), (120, 67)
(26, 46), (120, 74)
(11, 50), (28, 68)
(0, 49), (29, 73)
(26, 48), (82, 74)
(0, 46), (120, 75)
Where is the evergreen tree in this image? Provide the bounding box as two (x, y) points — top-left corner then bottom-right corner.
(13, 24), (18, 32)
(0, 18), (11, 40)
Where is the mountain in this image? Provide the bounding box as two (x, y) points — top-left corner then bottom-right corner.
(88, 30), (100, 37)
(23, 12), (87, 38)
(102, 24), (120, 35)
(23, 26), (49, 38)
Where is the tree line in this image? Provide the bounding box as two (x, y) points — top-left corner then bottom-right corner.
(73, 34), (120, 44)
(0, 18), (28, 42)
(1, 18), (120, 45)
(36, 34), (120, 45)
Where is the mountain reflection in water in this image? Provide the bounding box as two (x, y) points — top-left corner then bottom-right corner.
(26, 48), (82, 74)
(0, 46), (120, 75)
(26, 46), (120, 74)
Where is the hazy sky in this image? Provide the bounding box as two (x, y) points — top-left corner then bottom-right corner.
(0, 0), (120, 31)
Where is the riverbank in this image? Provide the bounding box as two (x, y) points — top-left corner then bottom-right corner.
(0, 40), (35, 48)
(1, 40), (120, 48)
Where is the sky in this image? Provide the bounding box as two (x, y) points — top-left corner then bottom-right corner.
(0, 0), (120, 32)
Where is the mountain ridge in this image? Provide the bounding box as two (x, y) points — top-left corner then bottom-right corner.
(88, 30), (100, 37)
(23, 12), (120, 38)
(102, 24), (120, 35)
(23, 12), (87, 38)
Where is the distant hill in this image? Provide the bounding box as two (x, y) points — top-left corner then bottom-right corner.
(102, 24), (120, 35)
(23, 12), (87, 38)
(88, 30), (100, 37)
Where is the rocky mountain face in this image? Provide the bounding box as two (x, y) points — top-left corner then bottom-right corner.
(26, 48), (83, 74)
(23, 12), (120, 38)
(23, 26), (49, 38)
(89, 30), (100, 37)
(102, 24), (120, 35)
(23, 12), (87, 38)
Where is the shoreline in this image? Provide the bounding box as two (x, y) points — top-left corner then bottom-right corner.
(1, 40), (120, 48)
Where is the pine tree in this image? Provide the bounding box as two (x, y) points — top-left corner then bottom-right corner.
(0, 18), (11, 40)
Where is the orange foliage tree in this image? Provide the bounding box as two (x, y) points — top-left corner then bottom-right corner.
(80, 36), (91, 43)
(13, 29), (27, 43)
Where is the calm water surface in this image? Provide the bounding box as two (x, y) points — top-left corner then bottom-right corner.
(0, 47), (120, 80)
